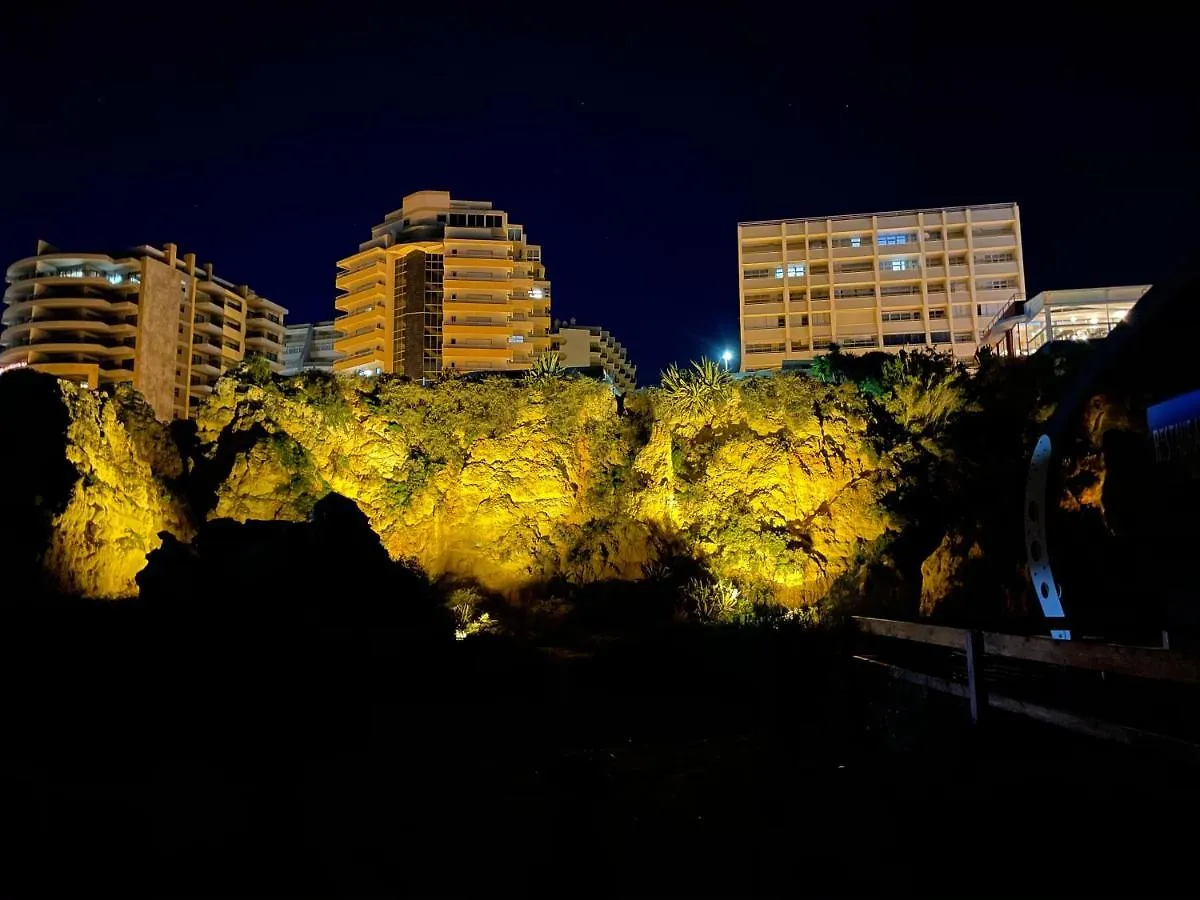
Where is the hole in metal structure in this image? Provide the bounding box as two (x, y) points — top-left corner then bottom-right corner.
(1028, 500), (1039, 522)
(1030, 541), (1042, 562)
(1040, 582), (1050, 599)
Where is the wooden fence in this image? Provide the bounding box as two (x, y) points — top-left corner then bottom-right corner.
(851, 616), (1200, 760)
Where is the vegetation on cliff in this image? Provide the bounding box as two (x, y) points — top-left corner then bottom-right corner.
(0, 343), (1158, 625)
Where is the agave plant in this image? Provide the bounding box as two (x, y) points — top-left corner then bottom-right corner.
(659, 357), (734, 419)
(527, 351), (565, 379)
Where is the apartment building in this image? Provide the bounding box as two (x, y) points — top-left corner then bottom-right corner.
(333, 191), (551, 378)
(738, 203), (1025, 370)
(282, 320), (343, 374)
(0, 241), (286, 420)
(981, 285), (1151, 357)
(551, 320), (638, 394)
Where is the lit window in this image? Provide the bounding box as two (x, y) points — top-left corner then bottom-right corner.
(530, 287), (544, 299)
(878, 233), (911, 246)
(508, 335), (525, 343)
(787, 263), (805, 277)
(775, 267), (784, 279)
(850, 236), (861, 248)
(889, 259), (918, 272)
(107, 273), (123, 285)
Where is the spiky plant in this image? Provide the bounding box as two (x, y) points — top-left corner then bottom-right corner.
(527, 351), (565, 379)
(659, 357), (734, 419)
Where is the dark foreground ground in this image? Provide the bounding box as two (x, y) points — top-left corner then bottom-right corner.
(2, 606), (1197, 898)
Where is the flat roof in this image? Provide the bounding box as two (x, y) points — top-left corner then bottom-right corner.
(739, 202), (1017, 227)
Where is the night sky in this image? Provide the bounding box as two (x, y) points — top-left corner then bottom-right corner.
(2, 6), (1195, 382)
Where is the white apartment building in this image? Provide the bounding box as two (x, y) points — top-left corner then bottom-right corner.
(551, 320), (637, 394)
(281, 320), (343, 374)
(738, 203), (1026, 370)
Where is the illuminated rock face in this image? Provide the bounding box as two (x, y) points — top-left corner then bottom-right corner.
(28, 369), (895, 600)
(199, 372), (892, 599)
(44, 382), (191, 598)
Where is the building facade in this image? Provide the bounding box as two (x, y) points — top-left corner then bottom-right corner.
(333, 191), (551, 378)
(551, 320), (637, 394)
(282, 320), (343, 374)
(1, 241), (286, 420)
(737, 203), (1025, 370)
(981, 285), (1151, 357)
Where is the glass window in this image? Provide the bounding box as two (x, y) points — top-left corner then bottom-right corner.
(787, 263), (805, 277)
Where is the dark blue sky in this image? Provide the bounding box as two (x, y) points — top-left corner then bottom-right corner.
(2, 5), (1195, 381)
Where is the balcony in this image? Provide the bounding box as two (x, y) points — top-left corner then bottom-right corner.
(973, 233), (1017, 250)
(969, 206), (1015, 225)
(444, 321), (510, 337)
(743, 300), (785, 317)
(336, 260), (386, 288)
(831, 245), (874, 260)
(336, 304), (385, 333)
(444, 297), (510, 314)
(740, 223), (783, 240)
(973, 261), (1019, 277)
(336, 281), (386, 311)
(741, 248), (783, 265)
(443, 345), (510, 359)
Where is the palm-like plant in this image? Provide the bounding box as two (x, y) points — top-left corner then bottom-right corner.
(659, 357), (734, 419)
(527, 351), (565, 379)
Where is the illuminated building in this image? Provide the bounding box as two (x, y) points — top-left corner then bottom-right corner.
(737, 203), (1026, 370)
(551, 320), (637, 394)
(333, 191), (551, 378)
(981, 285), (1151, 357)
(282, 320), (343, 374)
(1, 241), (286, 420)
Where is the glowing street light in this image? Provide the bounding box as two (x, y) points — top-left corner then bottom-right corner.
(721, 349), (733, 370)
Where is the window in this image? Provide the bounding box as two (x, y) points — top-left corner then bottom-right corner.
(745, 341), (785, 354)
(882, 310), (922, 322)
(930, 331), (951, 343)
(508, 335), (525, 343)
(948, 255), (967, 266)
(808, 239), (828, 251)
(881, 284), (920, 296)
(832, 236), (865, 249)
(745, 268), (770, 279)
(973, 225), (1014, 238)
(774, 266), (784, 279)
(950, 281), (969, 294)
(791, 314), (810, 327)
(851, 236), (862, 248)
(952, 304), (971, 318)
(835, 287), (876, 299)
(437, 214), (447, 223)
(878, 232), (916, 246)
(811, 288), (830, 300)
(810, 263), (828, 274)
(979, 278), (1017, 291)
(924, 229), (943, 241)
(813, 337), (833, 349)
(744, 293), (782, 306)
(811, 312), (831, 326)
(788, 263), (805, 277)
(886, 259), (920, 272)
(507, 227), (522, 241)
(791, 341), (809, 352)
(883, 332), (928, 346)
(530, 287), (545, 299)
(928, 309), (947, 320)
(977, 251), (1015, 265)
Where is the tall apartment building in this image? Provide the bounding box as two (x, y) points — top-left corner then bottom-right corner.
(1, 241), (286, 420)
(333, 191), (551, 378)
(282, 320), (343, 374)
(737, 203), (1025, 370)
(551, 320), (638, 394)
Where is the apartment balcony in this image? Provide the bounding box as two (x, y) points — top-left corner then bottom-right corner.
(969, 207), (1015, 225)
(191, 358), (221, 376)
(193, 319), (223, 338)
(444, 321), (510, 337)
(973, 233), (1017, 250)
(445, 252), (511, 269)
(741, 248), (783, 265)
(337, 326), (385, 352)
(923, 265), (946, 279)
(444, 345), (511, 359)
(336, 305), (385, 333)
(336, 260), (387, 289)
(833, 269), (876, 285)
(335, 281), (386, 311)
(444, 297), (511, 315)
(742, 325), (786, 343)
(333, 347), (385, 373)
(923, 239), (945, 254)
(831, 245), (875, 260)
(945, 238), (968, 252)
(246, 332), (282, 349)
(973, 261), (1019, 277)
(948, 264), (970, 278)
(741, 223), (783, 240)
(742, 300), (785, 317)
(808, 273), (830, 286)
(877, 213), (921, 229)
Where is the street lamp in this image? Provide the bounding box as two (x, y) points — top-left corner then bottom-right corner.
(722, 349), (733, 370)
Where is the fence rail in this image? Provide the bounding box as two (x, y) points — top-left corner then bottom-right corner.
(851, 616), (1200, 760)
